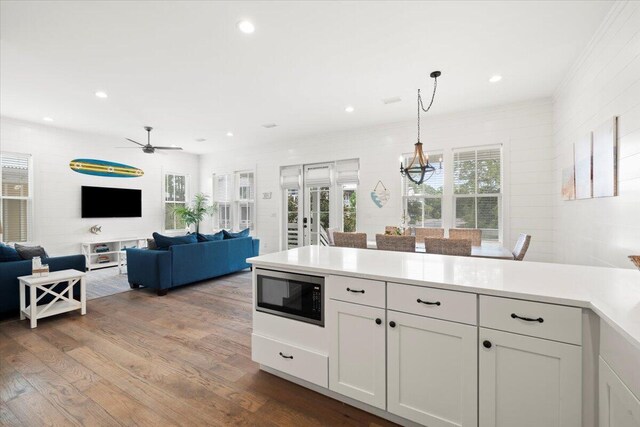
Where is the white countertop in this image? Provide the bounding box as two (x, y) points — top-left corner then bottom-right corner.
(248, 246), (640, 350)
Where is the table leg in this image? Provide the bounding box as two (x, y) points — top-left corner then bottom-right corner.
(80, 277), (86, 315)
(19, 281), (25, 320)
(30, 285), (37, 328)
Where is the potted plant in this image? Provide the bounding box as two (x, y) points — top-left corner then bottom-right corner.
(173, 193), (217, 234)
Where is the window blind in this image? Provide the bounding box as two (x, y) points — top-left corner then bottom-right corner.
(215, 174), (234, 202)
(335, 159), (359, 185)
(304, 164), (332, 186)
(280, 165), (301, 189)
(403, 151), (443, 196)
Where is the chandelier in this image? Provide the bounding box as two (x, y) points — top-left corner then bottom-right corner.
(400, 71), (441, 184)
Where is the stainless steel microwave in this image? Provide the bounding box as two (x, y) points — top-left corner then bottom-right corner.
(255, 269), (324, 327)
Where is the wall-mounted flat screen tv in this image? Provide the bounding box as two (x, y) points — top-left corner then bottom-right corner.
(81, 186), (142, 218)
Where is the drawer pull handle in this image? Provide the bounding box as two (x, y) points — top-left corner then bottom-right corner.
(279, 352), (294, 359)
(346, 288), (365, 294)
(511, 313), (544, 323)
(417, 298), (441, 306)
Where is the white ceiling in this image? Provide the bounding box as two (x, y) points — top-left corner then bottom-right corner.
(0, 1), (613, 153)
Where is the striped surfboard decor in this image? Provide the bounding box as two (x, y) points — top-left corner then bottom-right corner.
(69, 159), (144, 178)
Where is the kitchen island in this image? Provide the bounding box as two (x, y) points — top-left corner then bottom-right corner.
(248, 246), (640, 427)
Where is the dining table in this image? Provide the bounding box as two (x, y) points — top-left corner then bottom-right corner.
(366, 240), (514, 260)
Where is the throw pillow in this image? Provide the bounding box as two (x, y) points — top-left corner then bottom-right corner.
(152, 232), (197, 250)
(196, 231), (224, 242)
(14, 243), (49, 260)
(222, 228), (250, 240)
(147, 238), (158, 250)
(0, 243), (21, 262)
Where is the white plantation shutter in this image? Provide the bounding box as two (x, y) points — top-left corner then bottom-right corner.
(1, 152), (32, 242)
(216, 174), (234, 203)
(335, 159), (359, 185)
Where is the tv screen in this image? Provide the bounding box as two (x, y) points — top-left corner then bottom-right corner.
(81, 186), (142, 218)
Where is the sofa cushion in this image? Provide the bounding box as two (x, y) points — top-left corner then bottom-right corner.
(14, 243), (49, 260)
(147, 238), (158, 250)
(0, 243), (21, 262)
(196, 231), (224, 242)
(152, 232), (197, 250)
(223, 228), (250, 239)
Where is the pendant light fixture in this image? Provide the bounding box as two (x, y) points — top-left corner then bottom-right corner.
(400, 70), (441, 184)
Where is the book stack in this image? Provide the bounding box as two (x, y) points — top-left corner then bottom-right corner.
(95, 244), (110, 253)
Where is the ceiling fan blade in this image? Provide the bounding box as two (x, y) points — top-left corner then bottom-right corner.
(126, 138), (146, 147)
(114, 147), (143, 149)
(153, 146), (183, 150)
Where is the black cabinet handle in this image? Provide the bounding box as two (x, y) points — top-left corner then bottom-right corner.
(483, 340), (492, 349)
(389, 321), (396, 328)
(511, 313), (544, 323)
(375, 318), (382, 325)
(417, 298), (441, 306)
(279, 352), (293, 359)
(346, 288), (365, 294)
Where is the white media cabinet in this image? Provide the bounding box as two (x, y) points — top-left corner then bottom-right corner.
(81, 237), (146, 271)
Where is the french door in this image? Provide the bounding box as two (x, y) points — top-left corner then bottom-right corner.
(304, 185), (331, 246)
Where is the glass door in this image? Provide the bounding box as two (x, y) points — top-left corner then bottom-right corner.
(285, 188), (302, 249)
(304, 185), (331, 246)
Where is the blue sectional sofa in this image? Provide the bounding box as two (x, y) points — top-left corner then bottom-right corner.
(0, 255), (86, 318)
(126, 236), (259, 295)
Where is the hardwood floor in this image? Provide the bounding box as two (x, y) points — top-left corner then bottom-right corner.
(0, 271), (398, 426)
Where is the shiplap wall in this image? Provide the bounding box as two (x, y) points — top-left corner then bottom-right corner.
(0, 117), (200, 256)
(199, 98), (555, 261)
(553, 0), (640, 268)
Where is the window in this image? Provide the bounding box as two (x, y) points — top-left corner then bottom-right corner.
(341, 184), (357, 232)
(402, 151), (444, 228)
(215, 174), (233, 229)
(236, 171), (255, 231)
(1, 153), (32, 243)
(164, 173), (187, 231)
(453, 146), (501, 241)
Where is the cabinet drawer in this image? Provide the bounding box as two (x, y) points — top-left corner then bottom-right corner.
(252, 333), (328, 387)
(326, 275), (385, 308)
(388, 282), (477, 325)
(480, 296), (582, 345)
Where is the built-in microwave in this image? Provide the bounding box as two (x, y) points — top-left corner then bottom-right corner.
(255, 269), (324, 327)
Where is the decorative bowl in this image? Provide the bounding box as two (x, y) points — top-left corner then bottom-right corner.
(629, 255), (640, 270)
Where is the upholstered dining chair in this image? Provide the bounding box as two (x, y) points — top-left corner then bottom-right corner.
(424, 237), (472, 256)
(375, 234), (415, 252)
(414, 227), (445, 239)
(333, 232), (368, 249)
(449, 228), (482, 246)
(512, 233), (531, 261)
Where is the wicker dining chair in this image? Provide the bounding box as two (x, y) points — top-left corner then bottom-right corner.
(512, 233), (531, 261)
(375, 234), (416, 252)
(414, 227), (445, 239)
(449, 228), (482, 246)
(333, 232), (368, 249)
(424, 237), (472, 256)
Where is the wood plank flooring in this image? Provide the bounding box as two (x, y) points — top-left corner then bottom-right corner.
(0, 271), (398, 426)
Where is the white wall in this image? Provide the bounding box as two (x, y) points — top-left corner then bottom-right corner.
(1, 117), (200, 256)
(552, 0), (640, 268)
(200, 98), (555, 262)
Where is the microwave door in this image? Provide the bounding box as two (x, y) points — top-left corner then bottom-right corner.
(260, 277), (290, 307)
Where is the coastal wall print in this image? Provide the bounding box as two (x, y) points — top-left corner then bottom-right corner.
(592, 117), (618, 198)
(69, 159), (144, 178)
(574, 132), (593, 200)
(371, 180), (390, 208)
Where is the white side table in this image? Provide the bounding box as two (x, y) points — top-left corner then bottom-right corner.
(18, 269), (86, 328)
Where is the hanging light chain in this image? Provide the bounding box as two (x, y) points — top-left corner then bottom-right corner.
(416, 74), (438, 143)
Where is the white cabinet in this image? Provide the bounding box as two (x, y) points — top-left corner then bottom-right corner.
(387, 310), (477, 427)
(600, 357), (640, 427)
(479, 328), (582, 427)
(328, 299), (386, 409)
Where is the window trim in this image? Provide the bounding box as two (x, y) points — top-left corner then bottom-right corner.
(1, 152), (34, 243)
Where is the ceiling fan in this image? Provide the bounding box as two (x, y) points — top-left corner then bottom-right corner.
(122, 126), (183, 154)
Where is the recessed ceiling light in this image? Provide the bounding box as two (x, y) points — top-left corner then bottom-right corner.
(95, 91), (108, 98)
(226, 132), (234, 137)
(195, 138), (206, 142)
(345, 105), (355, 113)
(489, 75), (502, 83)
(237, 20), (255, 34)
(43, 117), (53, 122)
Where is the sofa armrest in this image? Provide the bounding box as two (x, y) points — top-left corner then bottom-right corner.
(126, 248), (172, 290)
(252, 238), (260, 256)
(46, 254), (86, 273)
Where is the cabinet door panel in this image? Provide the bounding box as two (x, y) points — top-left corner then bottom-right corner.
(388, 311), (477, 427)
(328, 300), (386, 409)
(600, 357), (640, 427)
(479, 328), (582, 427)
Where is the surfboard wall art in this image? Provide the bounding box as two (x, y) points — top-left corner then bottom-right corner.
(69, 159), (144, 178)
